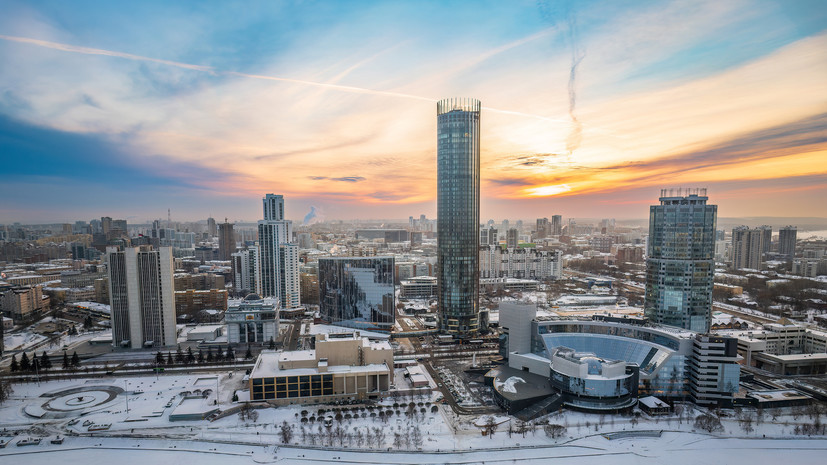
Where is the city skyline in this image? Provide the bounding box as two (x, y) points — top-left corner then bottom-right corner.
(1, 1), (826, 223)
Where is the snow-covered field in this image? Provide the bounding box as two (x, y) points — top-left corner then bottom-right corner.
(4, 432), (827, 464)
(2, 332), (46, 352)
(1, 371), (826, 464)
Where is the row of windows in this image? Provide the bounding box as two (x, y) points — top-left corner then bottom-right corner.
(252, 373), (334, 386)
(252, 385), (335, 400)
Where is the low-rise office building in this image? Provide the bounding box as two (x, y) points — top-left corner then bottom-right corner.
(226, 294), (278, 344)
(249, 332), (393, 405)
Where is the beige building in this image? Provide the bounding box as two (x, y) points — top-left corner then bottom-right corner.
(173, 273), (225, 291)
(174, 288), (228, 317)
(1, 285), (47, 322)
(94, 277), (109, 303)
(729, 319), (827, 375)
(249, 332), (393, 405)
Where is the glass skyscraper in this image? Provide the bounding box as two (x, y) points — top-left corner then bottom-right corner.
(645, 189), (717, 333)
(318, 257), (395, 332)
(437, 98), (481, 335)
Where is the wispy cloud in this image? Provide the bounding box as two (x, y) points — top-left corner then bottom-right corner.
(308, 176), (366, 183)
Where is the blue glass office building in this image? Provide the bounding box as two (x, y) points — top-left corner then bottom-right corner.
(437, 98), (481, 335)
(318, 257), (395, 332)
(645, 189), (717, 333)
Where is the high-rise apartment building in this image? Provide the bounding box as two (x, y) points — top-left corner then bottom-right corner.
(257, 194), (301, 309)
(107, 246), (176, 349)
(778, 226), (797, 259)
(479, 226), (497, 247)
(207, 217), (217, 237)
(758, 225), (772, 254)
(218, 219), (235, 260)
(437, 98), (481, 336)
(101, 216), (112, 236)
(318, 257), (395, 332)
(479, 246), (562, 280)
(506, 228), (519, 249)
(535, 218), (550, 239)
(551, 215), (562, 236)
(645, 189), (716, 333)
(731, 226), (765, 270)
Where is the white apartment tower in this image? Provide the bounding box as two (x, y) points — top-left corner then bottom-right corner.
(107, 246), (176, 349)
(731, 226), (765, 270)
(257, 194), (301, 308)
(231, 246), (260, 295)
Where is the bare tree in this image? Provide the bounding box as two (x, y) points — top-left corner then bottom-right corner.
(516, 420), (529, 438)
(373, 427), (386, 448)
(483, 417), (498, 439)
(544, 424), (567, 439)
(411, 425), (423, 449)
(739, 413), (754, 434)
(0, 380), (13, 405)
(333, 425), (346, 447)
(239, 403), (255, 422)
(365, 428), (375, 449)
(280, 421), (293, 443)
(694, 413), (723, 433)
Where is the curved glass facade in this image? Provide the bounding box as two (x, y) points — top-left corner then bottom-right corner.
(534, 323), (689, 398)
(437, 98), (481, 335)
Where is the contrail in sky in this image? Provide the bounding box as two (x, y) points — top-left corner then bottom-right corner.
(537, 0), (587, 155)
(565, 2), (586, 156)
(0, 33), (567, 123)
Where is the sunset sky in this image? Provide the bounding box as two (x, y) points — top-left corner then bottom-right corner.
(1, 0), (825, 224)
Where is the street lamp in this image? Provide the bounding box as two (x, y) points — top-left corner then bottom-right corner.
(124, 379), (129, 414)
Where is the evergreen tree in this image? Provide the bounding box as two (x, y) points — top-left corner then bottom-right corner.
(197, 348), (204, 364)
(155, 351), (165, 365)
(20, 352), (30, 371)
(71, 351), (81, 367)
(225, 345), (235, 361)
(186, 346), (195, 365)
(69, 325), (77, 335)
(62, 352), (70, 369)
(10, 354), (18, 372)
(30, 357), (41, 373)
(175, 345), (184, 364)
(83, 314), (94, 329)
(268, 337), (275, 350)
(244, 345), (253, 360)
(40, 351), (52, 369)
(206, 346), (214, 363)
(166, 352), (174, 365)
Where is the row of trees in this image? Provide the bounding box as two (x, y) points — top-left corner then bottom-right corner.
(9, 351), (81, 372)
(297, 424), (393, 449)
(153, 345), (259, 366)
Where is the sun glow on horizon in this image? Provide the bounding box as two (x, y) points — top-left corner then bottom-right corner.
(524, 184), (573, 197)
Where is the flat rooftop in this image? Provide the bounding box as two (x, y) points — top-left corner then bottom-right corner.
(251, 350), (390, 379)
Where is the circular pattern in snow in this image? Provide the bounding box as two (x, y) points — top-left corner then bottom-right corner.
(41, 386), (123, 412)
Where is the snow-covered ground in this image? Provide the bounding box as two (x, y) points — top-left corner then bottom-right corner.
(1, 371), (826, 463)
(2, 332), (46, 352)
(3, 431), (827, 464)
